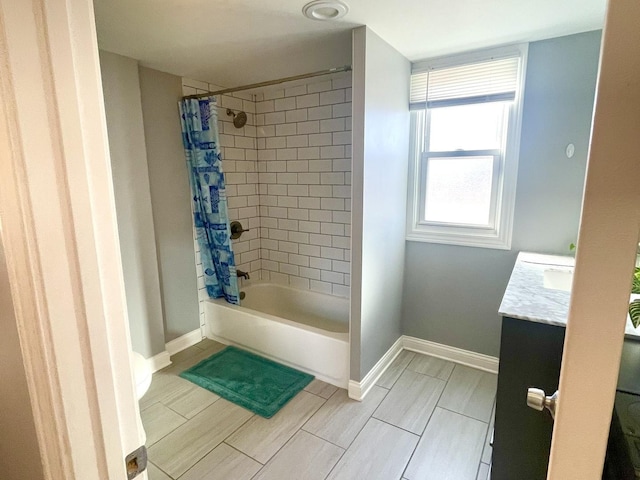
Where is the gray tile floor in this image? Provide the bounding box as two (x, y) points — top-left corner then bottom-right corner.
(142, 340), (495, 480)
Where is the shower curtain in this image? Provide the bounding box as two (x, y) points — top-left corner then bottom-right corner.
(179, 96), (240, 304)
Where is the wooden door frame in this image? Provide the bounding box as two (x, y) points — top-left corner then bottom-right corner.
(548, 0), (640, 478)
(0, 0), (144, 479)
(1, 0), (638, 479)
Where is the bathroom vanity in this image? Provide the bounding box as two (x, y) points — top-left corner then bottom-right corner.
(493, 252), (640, 480)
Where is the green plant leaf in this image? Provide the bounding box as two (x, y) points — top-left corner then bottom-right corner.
(633, 267), (640, 295)
(630, 300), (640, 329)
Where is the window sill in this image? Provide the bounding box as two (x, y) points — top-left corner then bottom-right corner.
(406, 228), (512, 250)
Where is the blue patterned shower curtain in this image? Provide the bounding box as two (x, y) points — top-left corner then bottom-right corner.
(179, 96), (240, 304)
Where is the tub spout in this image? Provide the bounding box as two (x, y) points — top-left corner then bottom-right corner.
(237, 270), (250, 280)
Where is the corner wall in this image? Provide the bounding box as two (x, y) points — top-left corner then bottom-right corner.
(139, 67), (201, 342)
(99, 51), (166, 357)
(350, 27), (411, 381)
(401, 30), (602, 357)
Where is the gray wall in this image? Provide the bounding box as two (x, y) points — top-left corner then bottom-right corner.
(138, 66), (200, 341)
(351, 27), (411, 380)
(100, 51), (166, 358)
(402, 31), (602, 357)
(0, 239), (45, 480)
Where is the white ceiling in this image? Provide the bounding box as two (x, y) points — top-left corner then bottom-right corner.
(94, 0), (606, 88)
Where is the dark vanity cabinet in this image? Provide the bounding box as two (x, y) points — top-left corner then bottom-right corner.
(491, 317), (565, 480)
(494, 253), (640, 478)
(493, 316), (640, 480)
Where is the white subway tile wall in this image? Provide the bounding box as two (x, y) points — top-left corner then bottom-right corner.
(254, 74), (352, 298)
(181, 73), (352, 313)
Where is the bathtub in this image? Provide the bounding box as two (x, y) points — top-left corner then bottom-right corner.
(204, 282), (349, 387)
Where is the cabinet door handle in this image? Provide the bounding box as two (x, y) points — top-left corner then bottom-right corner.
(527, 388), (559, 420)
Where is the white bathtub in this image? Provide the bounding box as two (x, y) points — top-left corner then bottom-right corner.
(204, 282), (350, 387)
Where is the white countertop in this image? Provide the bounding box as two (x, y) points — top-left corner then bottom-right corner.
(499, 252), (640, 339)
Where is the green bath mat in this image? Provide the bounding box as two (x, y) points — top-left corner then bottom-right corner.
(179, 346), (314, 418)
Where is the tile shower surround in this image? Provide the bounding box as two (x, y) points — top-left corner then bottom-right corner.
(181, 75), (352, 319)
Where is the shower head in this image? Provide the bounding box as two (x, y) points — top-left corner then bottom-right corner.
(226, 108), (247, 128)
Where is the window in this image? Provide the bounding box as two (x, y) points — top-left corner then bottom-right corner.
(406, 45), (528, 249)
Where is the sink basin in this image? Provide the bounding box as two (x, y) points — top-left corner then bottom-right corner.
(543, 268), (574, 291)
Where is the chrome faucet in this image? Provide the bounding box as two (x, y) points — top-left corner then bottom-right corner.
(237, 270), (250, 280)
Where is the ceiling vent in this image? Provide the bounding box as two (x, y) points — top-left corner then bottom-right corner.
(302, 1), (349, 21)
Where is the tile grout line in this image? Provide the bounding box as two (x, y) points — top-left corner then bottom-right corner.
(429, 367), (494, 480)
(140, 399), (168, 414)
(161, 394), (220, 422)
(476, 400), (496, 479)
(183, 411), (257, 474)
(399, 359), (456, 479)
(436, 405), (493, 424)
(225, 391), (329, 471)
(303, 389), (332, 403)
(342, 353), (459, 478)
(434, 363), (496, 421)
(141, 400), (192, 450)
(367, 416), (422, 438)
(397, 414), (440, 478)
(478, 401), (495, 454)
(375, 351), (415, 391)
(301, 429), (347, 452)
(404, 360), (455, 383)
(317, 387), (392, 480)
(370, 369), (449, 434)
(154, 400), (258, 478)
(321, 415), (418, 480)
(222, 440), (265, 467)
(149, 460), (175, 480)
(244, 411), (333, 480)
(322, 440), (349, 480)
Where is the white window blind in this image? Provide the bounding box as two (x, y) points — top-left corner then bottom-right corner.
(410, 56), (520, 109)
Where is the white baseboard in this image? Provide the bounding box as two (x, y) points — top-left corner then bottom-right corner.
(348, 335), (500, 401)
(146, 328), (203, 374)
(402, 336), (499, 374)
(165, 328), (203, 356)
(147, 351), (171, 373)
(348, 336), (404, 401)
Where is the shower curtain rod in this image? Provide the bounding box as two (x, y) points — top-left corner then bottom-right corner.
(182, 65), (352, 100)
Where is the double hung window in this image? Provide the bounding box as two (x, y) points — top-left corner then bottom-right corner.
(407, 45), (527, 249)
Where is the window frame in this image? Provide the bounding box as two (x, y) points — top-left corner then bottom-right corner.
(406, 44), (528, 249)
